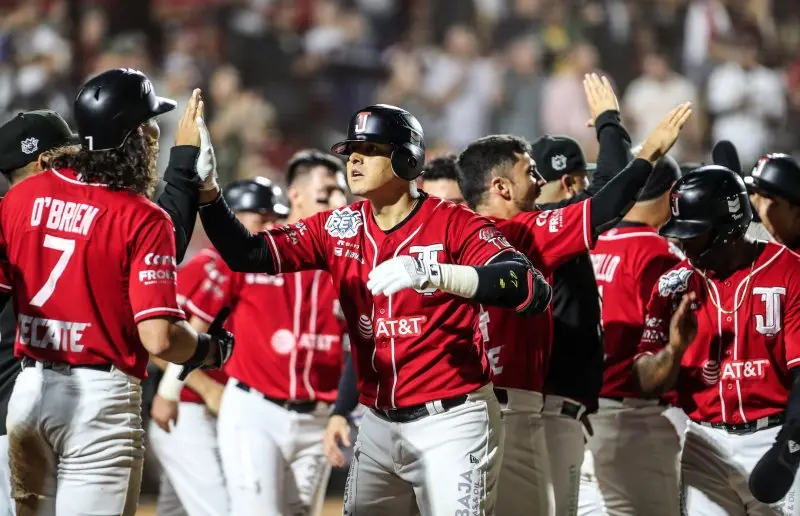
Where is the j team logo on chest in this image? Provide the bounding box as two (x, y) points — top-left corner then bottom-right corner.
(753, 286), (785, 336)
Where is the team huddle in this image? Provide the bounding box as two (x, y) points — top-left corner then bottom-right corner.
(0, 64), (795, 516)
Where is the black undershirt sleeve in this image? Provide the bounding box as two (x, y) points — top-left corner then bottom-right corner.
(155, 146), (200, 263)
(198, 194), (276, 273)
(589, 158), (655, 238)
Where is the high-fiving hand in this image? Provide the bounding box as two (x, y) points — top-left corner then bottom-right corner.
(637, 102), (693, 163)
(584, 73), (619, 127)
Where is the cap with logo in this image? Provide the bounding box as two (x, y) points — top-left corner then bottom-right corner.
(0, 110), (79, 174)
(530, 135), (587, 182)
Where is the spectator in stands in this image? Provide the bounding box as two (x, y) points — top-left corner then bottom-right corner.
(542, 42), (601, 160)
(623, 51), (701, 161)
(707, 31), (785, 168)
(422, 24), (501, 150)
(494, 36), (545, 143)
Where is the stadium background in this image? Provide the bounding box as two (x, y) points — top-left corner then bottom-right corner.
(0, 0), (798, 513)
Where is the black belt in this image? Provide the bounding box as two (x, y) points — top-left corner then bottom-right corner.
(494, 388), (508, 405)
(603, 396), (668, 406)
(696, 412), (785, 435)
(21, 357), (113, 372)
(372, 394), (469, 423)
(234, 380), (319, 414)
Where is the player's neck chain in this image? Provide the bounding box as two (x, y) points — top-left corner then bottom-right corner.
(699, 257), (757, 315)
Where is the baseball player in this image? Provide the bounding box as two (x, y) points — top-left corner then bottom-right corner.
(418, 155), (466, 205)
(456, 94), (693, 516)
(194, 103), (551, 514)
(635, 165), (800, 514)
(0, 68), (233, 516)
(149, 177), (289, 516)
(584, 155), (687, 515)
(746, 153), (800, 251)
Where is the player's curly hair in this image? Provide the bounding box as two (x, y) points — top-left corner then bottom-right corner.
(49, 125), (158, 198)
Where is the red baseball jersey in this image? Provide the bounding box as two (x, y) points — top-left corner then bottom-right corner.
(189, 256), (347, 403)
(591, 224), (681, 399)
(260, 195), (515, 409)
(485, 200), (594, 392)
(175, 247), (230, 404)
(637, 243), (800, 424)
(0, 168), (184, 379)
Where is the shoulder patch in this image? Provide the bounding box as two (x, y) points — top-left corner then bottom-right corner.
(658, 267), (693, 297)
(325, 207), (363, 238)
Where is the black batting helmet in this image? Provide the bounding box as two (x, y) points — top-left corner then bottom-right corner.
(331, 104), (425, 181)
(745, 154), (800, 206)
(660, 165), (751, 252)
(74, 68), (176, 151)
(223, 177), (290, 216)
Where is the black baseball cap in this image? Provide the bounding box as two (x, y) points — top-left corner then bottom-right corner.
(0, 110), (79, 174)
(531, 135), (587, 182)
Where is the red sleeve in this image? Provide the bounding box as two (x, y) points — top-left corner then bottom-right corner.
(507, 199), (594, 272)
(260, 211), (330, 273)
(783, 261), (800, 369)
(129, 212), (185, 323)
(450, 206), (515, 266)
(636, 279), (674, 359)
(183, 256), (234, 324)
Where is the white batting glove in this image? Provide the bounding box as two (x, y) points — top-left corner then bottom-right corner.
(196, 115), (218, 191)
(367, 256), (437, 296)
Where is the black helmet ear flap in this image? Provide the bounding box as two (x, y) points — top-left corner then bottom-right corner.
(391, 143), (425, 181)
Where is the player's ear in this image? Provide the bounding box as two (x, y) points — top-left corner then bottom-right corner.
(560, 174), (573, 192)
(491, 176), (512, 201)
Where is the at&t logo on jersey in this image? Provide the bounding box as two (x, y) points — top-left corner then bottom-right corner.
(325, 207), (363, 238)
(17, 314), (89, 352)
(270, 329), (340, 355)
(657, 267), (693, 297)
(721, 359), (770, 381)
(702, 359), (720, 385)
(375, 316), (427, 338)
(357, 314), (374, 340)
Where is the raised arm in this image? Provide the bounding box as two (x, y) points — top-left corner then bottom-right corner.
(584, 74), (633, 197)
(589, 102), (693, 238)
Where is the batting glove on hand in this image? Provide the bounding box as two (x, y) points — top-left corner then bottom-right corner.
(178, 307), (234, 380)
(367, 256), (437, 297)
(196, 115), (218, 192)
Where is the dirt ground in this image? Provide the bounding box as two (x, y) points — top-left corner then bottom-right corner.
(136, 498), (344, 515)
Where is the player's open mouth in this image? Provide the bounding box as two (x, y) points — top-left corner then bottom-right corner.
(350, 168), (364, 179)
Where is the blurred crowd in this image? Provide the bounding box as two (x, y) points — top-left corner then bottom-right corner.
(0, 0), (799, 187)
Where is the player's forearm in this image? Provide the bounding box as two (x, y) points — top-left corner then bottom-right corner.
(633, 345), (684, 397)
(589, 158), (654, 237)
(586, 110), (633, 197)
(199, 194), (276, 273)
(470, 252), (551, 315)
(159, 319), (202, 363)
(332, 353), (359, 418)
(157, 146), (201, 264)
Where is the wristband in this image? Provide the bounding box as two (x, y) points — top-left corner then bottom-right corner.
(157, 363), (186, 401)
(430, 263), (479, 298)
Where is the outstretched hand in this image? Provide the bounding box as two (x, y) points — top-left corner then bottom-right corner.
(174, 89), (202, 147)
(637, 102), (693, 163)
(584, 73), (619, 127)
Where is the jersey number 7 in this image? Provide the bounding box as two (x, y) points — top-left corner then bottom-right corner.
(30, 235), (75, 307)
